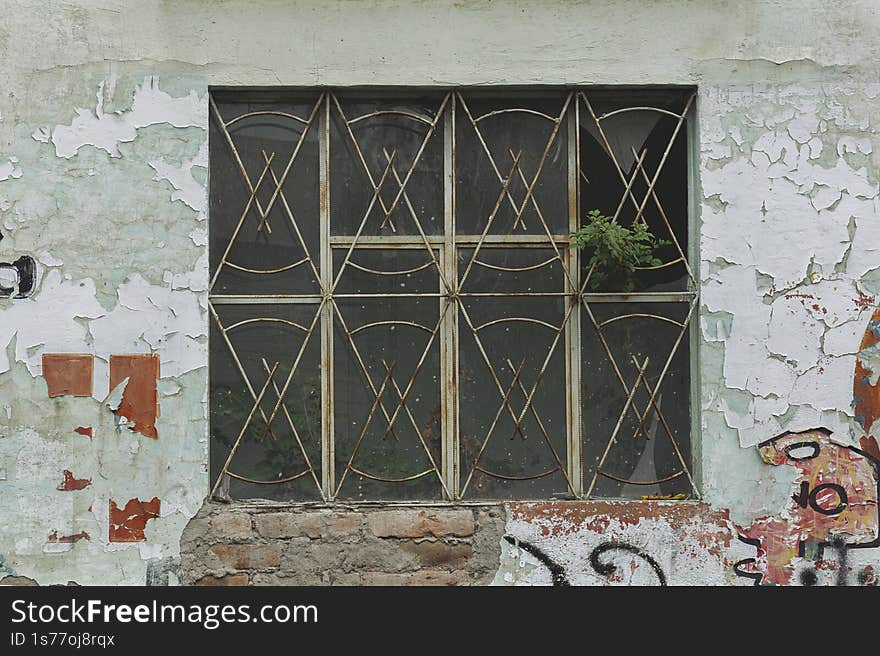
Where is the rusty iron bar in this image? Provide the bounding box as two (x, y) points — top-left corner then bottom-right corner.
(209, 88), (698, 501)
(211, 361), (280, 498)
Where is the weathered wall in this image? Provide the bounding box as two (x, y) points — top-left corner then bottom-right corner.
(2, 0), (880, 585)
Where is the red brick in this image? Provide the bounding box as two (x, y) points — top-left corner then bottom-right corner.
(194, 573), (249, 586)
(255, 512), (325, 539)
(361, 570), (472, 586)
(400, 540), (473, 568)
(210, 513), (253, 540)
(211, 544), (282, 570)
(367, 509), (475, 538)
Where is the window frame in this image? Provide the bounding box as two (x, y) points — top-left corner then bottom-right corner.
(207, 86), (700, 503)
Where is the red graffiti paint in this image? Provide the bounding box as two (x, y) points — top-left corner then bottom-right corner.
(56, 470), (91, 491)
(73, 426), (93, 438)
(738, 429), (880, 585)
(109, 497), (160, 542)
(48, 530), (90, 543)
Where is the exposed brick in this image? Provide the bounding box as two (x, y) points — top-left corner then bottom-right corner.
(194, 573), (249, 586)
(211, 544), (281, 570)
(328, 513), (363, 536)
(211, 512), (253, 541)
(367, 509), (475, 538)
(400, 540), (473, 568)
(255, 512), (327, 539)
(361, 570), (473, 586)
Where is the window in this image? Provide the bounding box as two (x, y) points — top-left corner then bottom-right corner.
(208, 88), (697, 502)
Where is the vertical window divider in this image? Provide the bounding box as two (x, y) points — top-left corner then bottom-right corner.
(441, 94), (459, 500)
(565, 100), (584, 498)
(320, 93), (334, 501)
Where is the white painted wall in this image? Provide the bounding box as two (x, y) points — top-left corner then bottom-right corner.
(1, 0), (879, 585)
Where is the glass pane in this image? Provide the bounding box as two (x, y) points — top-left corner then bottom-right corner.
(333, 248), (440, 296)
(333, 295), (443, 500)
(456, 91), (569, 237)
(330, 91), (446, 237)
(581, 301), (692, 499)
(579, 90), (690, 292)
(210, 93), (322, 295)
(210, 303), (323, 501)
(459, 296), (569, 499)
(458, 247), (565, 295)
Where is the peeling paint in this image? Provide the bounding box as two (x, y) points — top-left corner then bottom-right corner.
(3, 0), (880, 586)
(109, 498), (161, 543)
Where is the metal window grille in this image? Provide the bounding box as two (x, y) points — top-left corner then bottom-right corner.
(208, 88), (698, 502)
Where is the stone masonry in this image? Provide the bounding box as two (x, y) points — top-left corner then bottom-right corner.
(180, 503), (506, 586)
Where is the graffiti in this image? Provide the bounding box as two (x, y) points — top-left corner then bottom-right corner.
(0, 255), (36, 298)
(589, 542), (667, 586)
(503, 535), (570, 586)
(0, 231), (37, 299)
(503, 535), (667, 586)
(735, 429), (880, 585)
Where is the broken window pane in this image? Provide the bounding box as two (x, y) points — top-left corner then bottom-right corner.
(581, 302), (692, 499)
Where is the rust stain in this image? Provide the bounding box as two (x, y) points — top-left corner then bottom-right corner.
(861, 435), (880, 463)
(56, 470), (91, 491)
(854, 307), (880, 435)
(73, 426), (93, 438)
(109, 497), (160, 542)
(507, 501), (734, 560)
(48, 530), (90, 543)
(508, 500), (728, 531)
(109, 354), (160, 439)
(42, 353), (93, 398)
(855, 290), (876, 311)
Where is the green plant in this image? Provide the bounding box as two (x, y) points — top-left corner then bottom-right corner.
(572, 209), (670, 292)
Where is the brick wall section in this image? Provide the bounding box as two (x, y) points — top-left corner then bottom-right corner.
(180, 503), (506, 586)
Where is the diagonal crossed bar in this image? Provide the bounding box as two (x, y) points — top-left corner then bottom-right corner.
(334, 359), (397, 496)
(259, 149), (325, 293)
(254, 357), (322, 492)
(456, 94), (578, 293)
(381, 147), (453, 293)
(209, 94), (324, 292)
(331, 298), (452, 498)
(458, 299), (578, 498)
(586, 355), (650, 498)
(456, 112), (578, 294)
(331, 92), (450, 233)
(581, 298), (699, 497)
(581, 92), (696, 284)
(456, 93), (572, 233)
(460, 358), (527, 497)
(208, 301), (325, 498)
(211, 361), (280, 497)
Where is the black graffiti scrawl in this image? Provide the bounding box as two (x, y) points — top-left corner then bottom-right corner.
(0, 231), (37, 298)
(503, 535), (666, 586)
